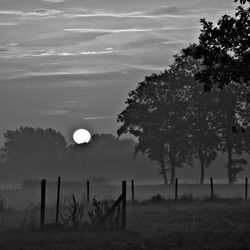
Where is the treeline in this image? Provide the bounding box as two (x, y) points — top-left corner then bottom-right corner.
(117, 0), (250, 184)
(0, 127), (156, 182)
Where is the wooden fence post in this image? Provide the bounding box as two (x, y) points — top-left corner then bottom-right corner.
(122, 180), (127, 230)
(87, 180), (90, 205)
(40, 179), (46, 229)
(175, 178), (178, 200)
(210, 177), (214, 199)
(56, 176), (61, 225)
(131, 179), (135, 202)
(245, 177), (248, 201)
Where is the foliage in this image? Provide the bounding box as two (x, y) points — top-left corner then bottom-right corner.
(117, 70), (194, 184)
(184, 0), (250, 90)
(59, 194), (84, 229)
(180, 193), (194, 201)
(0, 195), (6, 211)
(183, 0), (250, 132)
(149, 194), (164, 202)
(171, 46), (220, 184)
(0, 127), (68, 177)
(88, 198), (112, 226)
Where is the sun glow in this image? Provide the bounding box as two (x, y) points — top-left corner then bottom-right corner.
(73, 129), (91, 144)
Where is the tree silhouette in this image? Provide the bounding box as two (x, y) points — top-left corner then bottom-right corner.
(183, 0), (250, 132)
(0, 127), (68, 177)
(215, 86), (250, 183)
(172, 46), (220, 184)
(117, 70), (193, 184)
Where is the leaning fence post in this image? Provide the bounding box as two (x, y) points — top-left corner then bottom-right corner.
(131, 179), (135, 202)
(210, 177), (214, 199)
(56, 176), (61, 225)
(175, 178), (178, 200)
(40, 179), (46, 229)
(122, 180), (127, 230)
(87, 180), (90, 205)
(245, 177), (248, 200)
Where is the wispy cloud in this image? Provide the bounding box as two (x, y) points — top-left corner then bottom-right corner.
(42, 0), (66, 2)
(0, 22), (18, 26)
(83, 116), (116, 120)
(63, 8), (199, 20)
(0, 9), (63, 19)
(0, 48), (114, 59)
(40, 109), (69, 116)
(64, 26), (199, 34)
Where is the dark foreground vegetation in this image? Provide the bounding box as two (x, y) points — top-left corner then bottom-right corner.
(0, 199), (250, 250)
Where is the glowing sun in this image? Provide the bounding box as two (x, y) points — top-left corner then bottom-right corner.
(73, 129), (91, 144)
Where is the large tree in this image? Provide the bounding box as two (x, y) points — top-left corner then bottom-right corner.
(171, 47), (220, 184)
(117, 70), (193, 185)
(183, 0), (250, 183)
(183, 0), (250, 127)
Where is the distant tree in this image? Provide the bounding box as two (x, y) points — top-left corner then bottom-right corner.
(117, 71), (193, 185)
(0, 127), (68, 177)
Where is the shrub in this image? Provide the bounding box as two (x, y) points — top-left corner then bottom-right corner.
(59, 194), (84, 229)
(150, 194), (164, 202)
(180, 193), (194, 201)
(0, 195), (6, 211)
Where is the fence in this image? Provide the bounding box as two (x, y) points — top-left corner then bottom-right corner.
(0, 178), (249, 211)
(0, 177), (249, 231)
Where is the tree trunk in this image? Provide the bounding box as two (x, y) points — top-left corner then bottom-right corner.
(226, 120), (234, 184)
(160, 146), (168, 185)
(198, 146), (205, 184)
(170, 164), (175, 185)
(226, 138), (233, 184)
(160, 160), (168, 185)
(170, 145), (175, 185)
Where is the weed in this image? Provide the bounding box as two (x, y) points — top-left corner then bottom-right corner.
(59, 194), (84, 229)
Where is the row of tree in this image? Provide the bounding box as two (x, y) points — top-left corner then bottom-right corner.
(0, 127), (154, 181)
(117, 0), (250, 184)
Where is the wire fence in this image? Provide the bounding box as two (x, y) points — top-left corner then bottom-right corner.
(0, 177), (249, 231)
(0, 178), (249, 211)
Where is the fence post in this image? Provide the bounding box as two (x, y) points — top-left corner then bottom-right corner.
(122, 180), (127, 230)
(56, 176), (61, 225)
(40, 179), (46, 229)
(175, 178), (178, 200)
(87, 180), (90, 205)
(245, 177), (248, 201)
(131, 179), (135, 202)
(210, 177), (214, 199)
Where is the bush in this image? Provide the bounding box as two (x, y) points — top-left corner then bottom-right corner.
(180, 193), (194, 201)
(0, 195), (6, 211)
(150, 194), (164, 202)
(59, 194), (84, 229)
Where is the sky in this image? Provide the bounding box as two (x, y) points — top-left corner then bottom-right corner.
(0, 0), (237, 144)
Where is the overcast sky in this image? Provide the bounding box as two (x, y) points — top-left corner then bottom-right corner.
(0, 0), (237, 143)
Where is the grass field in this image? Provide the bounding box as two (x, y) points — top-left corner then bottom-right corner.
(0, 199), (250, 249)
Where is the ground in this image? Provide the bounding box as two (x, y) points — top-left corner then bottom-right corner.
(0, 199), (250, 249)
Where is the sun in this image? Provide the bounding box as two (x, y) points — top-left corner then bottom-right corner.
(73, 129), (91, 144)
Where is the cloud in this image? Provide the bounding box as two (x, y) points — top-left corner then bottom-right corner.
(42, 0), (66, 2)
(83, 116), (116, 120)
(64, 26), (199, 34)
(0, 22), (18, 26)
(40, 109), (69, 116)
(0, 9), (63, 19)
(0, 48), (114, 58)
(62, 8), (198, 20)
